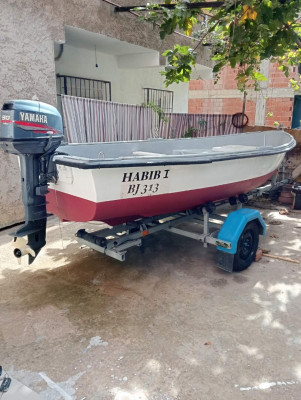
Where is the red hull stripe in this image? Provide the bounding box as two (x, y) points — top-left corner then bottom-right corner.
(1, 120), (57, 134)
(15, 120), (52, 129)
(14, 121), (59, 134)
(46, 170), (275, 226)
(0, 121), (50, 128)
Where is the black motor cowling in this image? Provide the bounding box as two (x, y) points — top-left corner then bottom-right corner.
(0, 100), (64, 264)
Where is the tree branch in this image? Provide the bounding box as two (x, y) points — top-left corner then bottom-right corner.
(285, 24), (301, 48)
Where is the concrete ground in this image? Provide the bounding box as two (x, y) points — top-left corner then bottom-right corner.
(0, 204), (301, 400)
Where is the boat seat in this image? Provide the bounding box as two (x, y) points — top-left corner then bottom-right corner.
(173, 149), (211, 155)
(212, 145), (258, 152)
(132, 151), (167, 157)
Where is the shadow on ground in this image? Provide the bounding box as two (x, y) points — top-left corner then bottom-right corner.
(0, 210), (300, 399)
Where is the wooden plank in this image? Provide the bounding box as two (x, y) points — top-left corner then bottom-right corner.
(263, 253), (300, 264)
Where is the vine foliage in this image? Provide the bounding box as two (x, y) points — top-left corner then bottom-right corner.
(136, 0), (301, 91)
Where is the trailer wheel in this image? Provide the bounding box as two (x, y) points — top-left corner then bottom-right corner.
(233, 221), (259, 272)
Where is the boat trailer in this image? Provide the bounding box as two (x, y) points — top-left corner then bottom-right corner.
(75, 186), (274, 272)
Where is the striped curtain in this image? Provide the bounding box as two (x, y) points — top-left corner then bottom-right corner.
(62, 95), (156, 143)
(158, 113), (239, 138)
(62, 95), (239, 143)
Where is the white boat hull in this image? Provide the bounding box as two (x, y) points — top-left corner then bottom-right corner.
(47, 152), (284, 225)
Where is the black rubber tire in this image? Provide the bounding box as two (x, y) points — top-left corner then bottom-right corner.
(233, 221), (259, 272)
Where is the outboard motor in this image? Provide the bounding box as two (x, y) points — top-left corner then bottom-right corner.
(0, 100), (63, 263)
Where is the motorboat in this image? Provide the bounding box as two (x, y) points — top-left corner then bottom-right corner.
(0, 100), (296, 265)
(47, 131), (295, 226)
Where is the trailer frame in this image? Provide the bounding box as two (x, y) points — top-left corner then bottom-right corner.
(75, 181), (279, 272)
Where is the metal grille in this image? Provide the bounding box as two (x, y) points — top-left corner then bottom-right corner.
(56, 74), (111, 138)
(143, 88), (173, 137)
(56, 74), (111, 101)
(143, 88), (173, 113)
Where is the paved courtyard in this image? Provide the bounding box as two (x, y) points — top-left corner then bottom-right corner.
(0, 205), (301, 400)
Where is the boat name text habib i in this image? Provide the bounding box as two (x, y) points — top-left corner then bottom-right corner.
(19, 112), (48, 124)
(122, 169), (170, 183)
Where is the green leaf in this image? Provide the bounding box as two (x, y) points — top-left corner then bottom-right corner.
(229, 57), (236, 68)
(253, 72), (268, 81)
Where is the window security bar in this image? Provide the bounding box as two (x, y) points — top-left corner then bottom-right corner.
(56, 74), (111, 101)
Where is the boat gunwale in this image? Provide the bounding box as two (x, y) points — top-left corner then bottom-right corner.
(53, 146), (294, 169)
(53, 131), (296, 169)
(58, 129), (294, 148)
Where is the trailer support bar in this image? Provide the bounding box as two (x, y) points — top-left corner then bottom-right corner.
(76, 205), (232, 264)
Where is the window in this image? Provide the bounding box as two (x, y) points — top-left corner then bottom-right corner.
(57, 74), (111, 101)
(143, 88), (173, 113)
(56, 74), (112, 136)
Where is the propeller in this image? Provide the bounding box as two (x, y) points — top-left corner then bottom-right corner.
(12, 237), (36, 264)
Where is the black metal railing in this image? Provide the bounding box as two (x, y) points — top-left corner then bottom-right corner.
(143, 88), (174, 113)
(57, 74), (111, 101)
(56, 74), (112, 137)
(143, 88), (174, 137)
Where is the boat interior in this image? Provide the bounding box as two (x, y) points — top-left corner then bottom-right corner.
(55, 130), (293, 160)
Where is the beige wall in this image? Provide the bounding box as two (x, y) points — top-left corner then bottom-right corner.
(0, 0), (211, 228)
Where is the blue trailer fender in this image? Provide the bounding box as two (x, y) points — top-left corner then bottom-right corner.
(217, 209), (266, 255)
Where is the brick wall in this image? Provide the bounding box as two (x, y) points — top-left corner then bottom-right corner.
(269, 63), (298, 88)
(189, 62), (297, 128)
(221, 98), (256, 124)
(265, 97), (294, 127)
(188, 95), (256, 125)
(188, 98), (223, 114)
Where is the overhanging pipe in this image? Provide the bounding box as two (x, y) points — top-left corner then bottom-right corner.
(115, 2), (225, 12)
(55, 43), (64, 61)
(102, 0), (203, 40)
